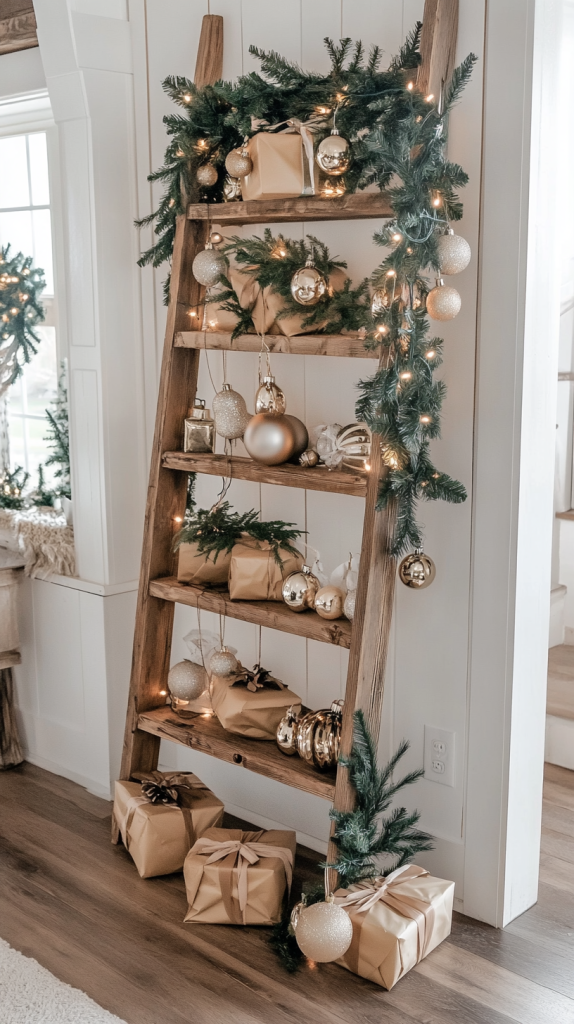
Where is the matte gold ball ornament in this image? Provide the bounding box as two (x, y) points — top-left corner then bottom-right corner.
(282, 564), (321, 612)
(243, 413), (296, 465)
(290, 257), (327, 306)
(285, 415), (309, 460)
(212, 383), (251, 439)
(292, 897), (353, 963)
(426, 278), (461, 321)
(314, 585), (345, 620)
(315, 129), (352, 177)
(437, 228), (471, 275)
(224, 146), (252, 178)
(398, 548), (436, 589)
(196, 163), (218, 188)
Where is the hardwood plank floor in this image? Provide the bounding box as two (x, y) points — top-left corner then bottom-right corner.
(1, 761), (573, 1024)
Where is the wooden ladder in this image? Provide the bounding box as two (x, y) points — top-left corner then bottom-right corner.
(114, 1), (459, 864)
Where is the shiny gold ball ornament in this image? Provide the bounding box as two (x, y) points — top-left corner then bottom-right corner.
(299, 449), (319, 468)
(293, 898), (353, 962)
(276, 700), (343, 769)
(315, 129), (351, 177)
(168, 660), (208, 702)
(196, 163), (218, 188)
(209, 647), (239, 677)
(314, 585), (344, 620)
(224, 146), (252, 178)
(426, 278), (461, 321)
(223, 175), (242, 202)
(212, 383), (251, 439)
(243, 413), (296, 465)
(398, 548), (436, 589)
(290, 257), (327, 306)
(276, 706), (300, 755)
(285, 415), (309, 459)
(192, 239), (228, 288)
(282, 564), (320, 612)
(437, 228), (471, 275)
(254, 375), (286, 415)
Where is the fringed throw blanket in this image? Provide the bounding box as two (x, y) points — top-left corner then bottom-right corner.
(0, 508), (76, 579)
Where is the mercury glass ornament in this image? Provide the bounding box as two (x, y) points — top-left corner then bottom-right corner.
(437, 229), (471, 275)
(315, 129), (351, 176)
(299, 449), (319, 468)
(223, 175), (242, 202)
(282, 564), (320, 612)
(212, 384), (251, 439)
(225, 146), (252, 178)
(343, 589), (356, 621)
(209, 647), (238, 677)
(290, 258), (327, 306)
(196, 163), (218, 188)
(426, 278), (461, 321)
(192, 242), (228, 288)
(336, 423), (371, 469)
(315, 424), (342, 463)
(254, 375), (286, 415)
(243, 413), (296, 465)
(168, 660), (208, 703)
(285, 415), (309, 459)
(314, 585), (344, 620)
(183, 399), (215, 453)
(398, 548), (436, 589)
(293, 899), (353, 963)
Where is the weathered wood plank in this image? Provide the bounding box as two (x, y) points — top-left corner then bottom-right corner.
(417, 0), (459, 106)
(187, 192), (393, 225)
(162, 451), (369, 497)
(0, 7), (37, 55)
(148, 576), (353, 648)
(137, 707), (336, 800)
(175, 329), (378, 358)
(193, 14), (223, 87)
(0, 649), (20, 670)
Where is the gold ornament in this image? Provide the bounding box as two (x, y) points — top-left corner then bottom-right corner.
(168, 660), (208, 707)
(276, 700), (344, 769)
(212, 383), (251, 439)
(243, 413), (296, 465)
(292, 897), (353, 963)
(225, 147), (253, 178)
(209, 647), (239, 677)
(223, 175), (242, 201)
(437, 228), (471, 275)
(299, 449), (319, 468)
(336, 423), (371, 470)
(192, 238), (228, 288)
(285, 415), (309, 459)
(426, 278), (461, 321)
(282, 564), (320, 612)
(290, 257), (327, 306)
(371, 288), (388, 316)
(276, 706), (299, 755)
(254, 375), (286, 415)
(314, 586), (344, 620)
(315, 129), (351, 177)
(196, 163), (218, 188)
(398, 548), (436, 589)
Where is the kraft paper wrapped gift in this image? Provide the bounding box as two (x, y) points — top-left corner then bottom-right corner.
(334, 865), (455, 989)
(177, 542), (231, 586)
(184, 827), (296, 925)
(228, 538), (303, 601)
(211, 664), (302, 739)
(114, 773), (224, 878)
(242, 132), (306, 200)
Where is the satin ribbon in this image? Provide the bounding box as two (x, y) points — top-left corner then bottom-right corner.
(334, 865), (435, 975)
(121, 772), (213, 850)
(190, 830), (294, 925)
(250, 115), (324, 194)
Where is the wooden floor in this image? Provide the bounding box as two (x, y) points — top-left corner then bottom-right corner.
(1, 763), (574, 1024)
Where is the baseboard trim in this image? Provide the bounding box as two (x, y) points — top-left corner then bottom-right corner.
(22, 752), (113, 801)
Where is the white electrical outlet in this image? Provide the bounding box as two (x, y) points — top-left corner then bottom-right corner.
(424, 725), (455, 787)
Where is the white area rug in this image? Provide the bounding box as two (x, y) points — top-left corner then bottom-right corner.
(0, 939), (127, 1024)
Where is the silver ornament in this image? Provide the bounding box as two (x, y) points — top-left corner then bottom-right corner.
(315, 424), (342, 463)
(285, 415), (309, 459)
(426, 278), (461, 321)
(299, 449), (319, 468)
(168, 660), (208, 702)
(398, 548), (436, 589)
(196, 163), (218, 188)
(343, 589), (356, 621)
(223, 175), (242, 202)
(315, 130), (351, 176)
(294, 899), (353, 962)
(336, 423), (371, 469)
(437, 229), (471, 275)
(225, 147), (253, 178)
(212, 383), (251, 439)
(254, 375), (286, 415)
(314, 586), (344, 620)
(192, 244), (228, 288)
(290, 258), (327, 306)
(209, 647), (239, 677)
(244, 413), (296, 465)
(282, 564), (320, 612)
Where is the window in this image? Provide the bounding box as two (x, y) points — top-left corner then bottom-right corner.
(0, 130), (58, 484)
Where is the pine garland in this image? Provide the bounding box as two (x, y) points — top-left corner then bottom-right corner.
(0, 245), (46, 400)
(174, 500), (304, 564)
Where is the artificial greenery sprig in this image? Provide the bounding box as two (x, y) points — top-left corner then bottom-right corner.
(43, 366), (71, 500)
(0, 245), (45, 400)
(0, 466), (29, 509)
(174, 500), (304, 565)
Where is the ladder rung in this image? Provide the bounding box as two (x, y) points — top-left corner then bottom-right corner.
(175, 330), (377, 359)
(187, 192), (393, 225)
(162, 452), (368, 497)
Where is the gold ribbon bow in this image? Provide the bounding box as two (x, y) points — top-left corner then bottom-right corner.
(231, 664), (286, 692)
(121, 772), (212, 851)
(190, 829), (294, 925)
(335, 864), (435, 974)
(250, 115), (325, 194)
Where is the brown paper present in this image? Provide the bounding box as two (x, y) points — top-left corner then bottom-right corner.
(206, 267), (279, 336)
(184, 827), (296, 925)
(114, 773), (224, 878)
(177, 542), (231, 586)
(242, 133), (305, 201)
(228, 538), (303, 601)
(211, 664), (302, 739)
(334, 865), (455, 989)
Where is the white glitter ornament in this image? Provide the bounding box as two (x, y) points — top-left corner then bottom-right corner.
(192, 240), (228, 288)
(212, 383), (251, 439)
(426, 278), (461, 321)
(343, 589), (356, 621)
(315, 130), (351, 177)
(168, 660), (208, 702)
(209, 647), (239, 676)
(437, 229), (471, 275)
(293, 898), (353, 963)
(290, 257), (327, 306)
